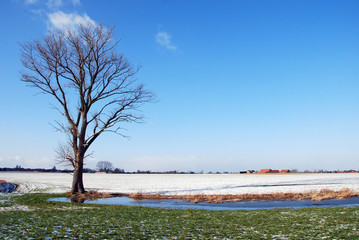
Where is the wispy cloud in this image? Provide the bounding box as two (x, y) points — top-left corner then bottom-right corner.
(24, 0), (38, 4)
(0, 156), (22, 162)
(0, 155), (57, 168)
(22, 0), (91, 30)
(71, 0), (81, 6)
(47, 11), (96, 30)
(155, 31), (177, 51)
(24, 0), (80, 9)
(24, 0), (76, 6)
(46, 0), (63, 9)
(25, 156), (55, 168)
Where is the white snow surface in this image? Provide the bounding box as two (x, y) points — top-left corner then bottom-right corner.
(1, 172), (359, 195)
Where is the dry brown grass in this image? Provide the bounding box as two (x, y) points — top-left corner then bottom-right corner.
(66, 191), (112, 202)
(127, 188), (359, 203)
(309, 188), (357, 201)
(129, 192), (166, 201)
(64, 188), (359, 203)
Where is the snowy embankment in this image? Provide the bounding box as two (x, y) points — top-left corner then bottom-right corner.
(1, 172), (359, 195)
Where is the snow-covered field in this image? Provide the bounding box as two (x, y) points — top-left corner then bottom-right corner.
(1, 172), (359, 195)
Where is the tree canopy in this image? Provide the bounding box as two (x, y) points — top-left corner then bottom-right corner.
(20, 24), (153, 193)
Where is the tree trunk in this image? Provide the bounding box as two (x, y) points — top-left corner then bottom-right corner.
(71, 153), (86, 193)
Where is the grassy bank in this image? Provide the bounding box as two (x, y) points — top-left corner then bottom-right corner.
(1, 193), (359, 239)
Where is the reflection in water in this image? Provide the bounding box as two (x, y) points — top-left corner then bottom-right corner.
(70, 198), (85, 203)
(49, 196), (359, 211)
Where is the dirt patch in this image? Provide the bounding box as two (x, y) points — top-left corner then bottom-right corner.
(128, 188), (359, 203)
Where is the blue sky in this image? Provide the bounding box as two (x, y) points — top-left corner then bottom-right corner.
(0, 0), (358, 172)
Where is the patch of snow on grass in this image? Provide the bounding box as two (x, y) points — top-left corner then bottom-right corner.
(0, 205), (32, 211)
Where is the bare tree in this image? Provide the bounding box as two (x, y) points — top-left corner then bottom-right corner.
(96, 161), (114, 173)
(20, 24), (153, 193)
(55, 142), (76, 168)
(55, 141), (93, 169)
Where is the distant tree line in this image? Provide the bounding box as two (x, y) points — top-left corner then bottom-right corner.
(0, 166), (71, 173)
(1, 165), (357, 174)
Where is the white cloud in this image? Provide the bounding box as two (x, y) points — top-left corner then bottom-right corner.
(46, 0), (63, 9)
(155, 31), (177, 51)
(47, 11), (96, 30)
(0, 155), (57, 169)
(0, 156), (22, 162)
(25, 157), (55, 168)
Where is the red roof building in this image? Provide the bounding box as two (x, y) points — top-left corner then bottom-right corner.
(259, 169), (281, 173)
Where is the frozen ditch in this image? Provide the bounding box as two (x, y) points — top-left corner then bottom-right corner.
(48, 196), (359, 210)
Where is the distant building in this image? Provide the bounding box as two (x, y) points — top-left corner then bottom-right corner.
(281, 169), (291, 173)
(258, 169), (280, 173)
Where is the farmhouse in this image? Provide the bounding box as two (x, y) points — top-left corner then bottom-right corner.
(258, 169), (281, 173)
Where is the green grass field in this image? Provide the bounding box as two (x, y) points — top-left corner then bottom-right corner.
(1, 193), (358, 239)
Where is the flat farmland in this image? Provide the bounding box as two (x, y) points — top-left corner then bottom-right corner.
(2, 172), (359, 195)
(1, 173), (359, 239)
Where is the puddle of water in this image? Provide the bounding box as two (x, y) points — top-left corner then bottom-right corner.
(48, 196), (359, 210)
